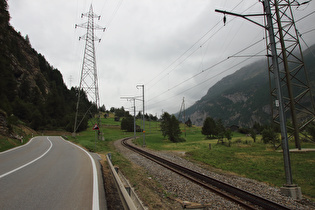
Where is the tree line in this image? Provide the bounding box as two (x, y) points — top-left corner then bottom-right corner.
(119, 109), (315, 145)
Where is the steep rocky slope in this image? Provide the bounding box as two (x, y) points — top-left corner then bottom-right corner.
(186, 46), (315, 127)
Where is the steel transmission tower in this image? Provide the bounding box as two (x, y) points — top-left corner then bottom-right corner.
(178, 97), (186, 137)
(265, 0), (315, 150)
(178, 97), (186, 123)
(216, 0), (315, 198)
(73, 5), (105, 135)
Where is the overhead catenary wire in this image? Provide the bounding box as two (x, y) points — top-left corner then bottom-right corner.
(145, 20), (222, 90)
(147, 21), (223, 91)
(299, 30), (315, 58)
(145, 0), (314, 114)
(148, 17), (315, 114)
(149, 51), (269, 110)
(295, 10), (315, 22)
(145, 0), (260, 91)
(148, 47), (267, 108)
(147, 36), (266, 104)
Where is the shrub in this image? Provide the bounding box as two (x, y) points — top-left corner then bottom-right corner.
(261, 127), (279, 145)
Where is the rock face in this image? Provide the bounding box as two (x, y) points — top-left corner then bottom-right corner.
(185, 52), (315, 127)
(185, 60), (271, 127)
(0, 17), (49, 100)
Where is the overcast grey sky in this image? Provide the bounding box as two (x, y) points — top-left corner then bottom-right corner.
(8, 0), (315, 117)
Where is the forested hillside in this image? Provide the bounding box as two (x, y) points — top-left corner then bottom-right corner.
(186, 45), (315, 127)
(0, 0), (91, 135)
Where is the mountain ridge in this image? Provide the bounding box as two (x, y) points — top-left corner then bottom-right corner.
(186, 45), (315, 127)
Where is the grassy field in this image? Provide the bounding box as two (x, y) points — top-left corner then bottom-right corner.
(2, 114), (314, 200)
(114, 118), (315, 200)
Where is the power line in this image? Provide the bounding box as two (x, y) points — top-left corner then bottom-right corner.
(296, 10), (315, 22)
(301, 28), (315, 35)
(145, 20), (222, 89)
(145, 1), (261, 91)
(147, 48), (266, 108)
(147, 37), (266, 103)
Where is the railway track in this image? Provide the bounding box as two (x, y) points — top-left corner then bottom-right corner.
(121, 138), (290, 210)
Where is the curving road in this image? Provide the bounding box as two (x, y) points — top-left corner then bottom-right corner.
(0, 136), (106, 210)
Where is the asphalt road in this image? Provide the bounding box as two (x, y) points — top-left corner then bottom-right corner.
(0, 136), (107, 210)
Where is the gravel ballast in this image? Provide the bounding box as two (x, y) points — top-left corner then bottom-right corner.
(114, 139), (315, 209)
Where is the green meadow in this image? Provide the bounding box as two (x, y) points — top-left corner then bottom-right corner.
(67, 115), (315, 200)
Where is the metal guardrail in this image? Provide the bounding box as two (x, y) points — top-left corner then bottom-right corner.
(106, 153), (145, 210)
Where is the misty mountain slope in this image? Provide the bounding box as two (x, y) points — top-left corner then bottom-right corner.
(186, 45), (315, 127)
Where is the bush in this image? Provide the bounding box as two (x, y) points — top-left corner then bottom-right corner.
(261, 127), (279, 145)
(121, 116), (134, 132)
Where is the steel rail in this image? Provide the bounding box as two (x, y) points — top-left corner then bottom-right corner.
(121, 138), (290, 210)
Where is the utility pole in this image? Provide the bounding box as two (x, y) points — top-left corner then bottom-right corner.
(137, 85), (145, 147)
(73, 5), (105, 137)
(215, 0), (310, 199)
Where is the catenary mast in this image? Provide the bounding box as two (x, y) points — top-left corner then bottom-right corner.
(215, 0), (315, 199)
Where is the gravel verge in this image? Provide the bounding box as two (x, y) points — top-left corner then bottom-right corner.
(114, 138), (315, 209)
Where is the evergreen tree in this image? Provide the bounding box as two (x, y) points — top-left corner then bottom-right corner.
(121, 116), (134, 132)
(169, 115), (182, 142)
(110, 107), (115, 113)
(185, 118), (192, 127)
(215, 119), (225, 139)
(115, 106), (127, 117)
(160, 112), (183, 142)
(201, 117), (216, 139)
(99, 105), (106, 112)
(160, 112), (171, 138)
(136, 111), (142, 119)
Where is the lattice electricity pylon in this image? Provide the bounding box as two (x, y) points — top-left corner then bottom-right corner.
(178, 97), (186, 137)
(216, 1), (315, 149)
(178, 97), (186, 123)
(73, 5), (105, 134)
(265, 0), (315, 149)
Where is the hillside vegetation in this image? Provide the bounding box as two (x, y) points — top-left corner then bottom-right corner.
(0, 0), (92, 138)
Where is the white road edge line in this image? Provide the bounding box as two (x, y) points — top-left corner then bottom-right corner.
(61, 137), (99, 210)
(0, 137), (53, 179)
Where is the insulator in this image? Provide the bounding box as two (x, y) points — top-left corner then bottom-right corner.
(223, 15), (226, 26)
